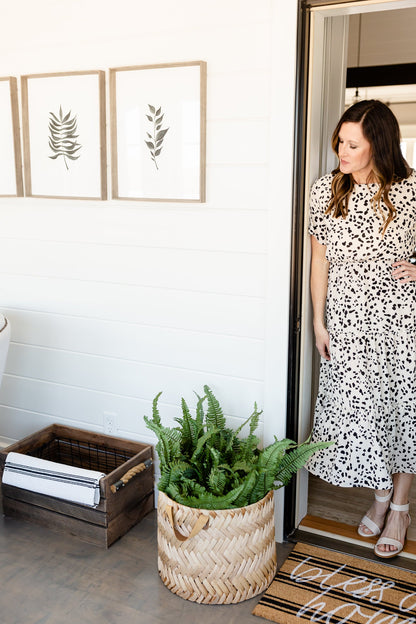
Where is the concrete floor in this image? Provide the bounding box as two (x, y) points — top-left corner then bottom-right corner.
(0, 499), (294, 624)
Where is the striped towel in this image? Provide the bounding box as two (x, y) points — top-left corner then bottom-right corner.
(2, 452), (105, 507)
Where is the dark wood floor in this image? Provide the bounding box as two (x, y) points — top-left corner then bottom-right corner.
(0, 498), (294, 624)
(308, 474), (416, 541)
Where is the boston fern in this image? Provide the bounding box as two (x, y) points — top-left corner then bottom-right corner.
(144, 385), (331, 510)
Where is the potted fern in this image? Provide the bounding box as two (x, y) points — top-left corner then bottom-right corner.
(145, 385), (330, 605)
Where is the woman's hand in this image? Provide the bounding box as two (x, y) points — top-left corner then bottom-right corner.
(392, 260), (416, 283)
(314, 323), (331, 361)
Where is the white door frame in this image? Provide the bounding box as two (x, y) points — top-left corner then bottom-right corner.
(295, 0), (416, 528)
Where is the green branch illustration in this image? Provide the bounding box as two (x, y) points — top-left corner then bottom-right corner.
(144, 105), (169, 170)
(48, 106), (82, 170)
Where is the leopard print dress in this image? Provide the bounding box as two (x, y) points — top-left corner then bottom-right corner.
(306, 171), (416, 489)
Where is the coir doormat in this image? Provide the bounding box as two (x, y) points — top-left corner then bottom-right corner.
(253, 543), (416, 624)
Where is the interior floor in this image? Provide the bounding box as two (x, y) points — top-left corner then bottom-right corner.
(0, 498), (294, 624)
(305, 474), (416, 550)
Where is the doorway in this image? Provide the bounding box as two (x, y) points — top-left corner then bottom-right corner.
(288, 0), (416, 558)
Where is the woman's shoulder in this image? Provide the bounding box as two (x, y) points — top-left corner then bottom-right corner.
(405, 168), (416, 186)
(393, 169), (416, 197)
(310, 173), (333, 199)
(311, 172), (332, 189)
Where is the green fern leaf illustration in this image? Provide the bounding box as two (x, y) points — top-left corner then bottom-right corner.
(144, 104), (169, 170)
(48, 105), (82, 170)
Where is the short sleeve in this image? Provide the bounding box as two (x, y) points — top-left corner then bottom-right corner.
(308, 177), (330, 246)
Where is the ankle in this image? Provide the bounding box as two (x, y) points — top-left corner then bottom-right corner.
(374, 489), (392, 503)
(390, 500), (409, 511)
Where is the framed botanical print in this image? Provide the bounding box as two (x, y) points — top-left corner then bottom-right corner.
(0, 77), (23, 196)
(21, 70), (107, 199)
(110, 61), (206, 202)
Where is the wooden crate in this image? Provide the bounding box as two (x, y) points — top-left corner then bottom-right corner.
(0, 424), (154, 547)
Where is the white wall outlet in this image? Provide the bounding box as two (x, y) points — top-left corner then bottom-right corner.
(103, 411), (116, 435)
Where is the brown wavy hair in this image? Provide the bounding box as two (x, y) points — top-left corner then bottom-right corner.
(327, 99), (411, 234)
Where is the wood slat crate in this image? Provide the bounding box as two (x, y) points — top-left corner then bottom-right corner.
(0, 424), (154, 547)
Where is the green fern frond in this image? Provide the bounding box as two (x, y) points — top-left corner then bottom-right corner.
(273, 441), (333, 487)
(248, 470), (276, 504)
(208, 467), (227, 496)
(194, 392), (206, 429)
(157, 467), (171, 493)
(174, 398), (194, 455)
(204, 385), (226, 431)
(240, 433), (261, 462)
(170, 481), (247, 510)
(257, 438), (296, 472)
(231, 459), (255, 474)
(143, 416), (181, 469)
(234, 403), (262, 438)
(151, 391), (163, 425)
(190, 427), (219, 463)
(157, 460), (193, 493)
(232, 469), (258, 508)
(209, 446), (221, 470)
(250, 404), (262, 435)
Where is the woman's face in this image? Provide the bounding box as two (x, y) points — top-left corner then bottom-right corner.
(337, 122), (374, 183)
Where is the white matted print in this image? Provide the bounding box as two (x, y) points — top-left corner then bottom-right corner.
(0, 77), (23, 196)
(22, 71), (107, 199)
(110, 61), (206, 202)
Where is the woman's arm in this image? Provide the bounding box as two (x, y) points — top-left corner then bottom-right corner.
(310, 234), (331, 361)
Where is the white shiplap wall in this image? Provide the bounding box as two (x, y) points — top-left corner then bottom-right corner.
(0, 0), (298, 536)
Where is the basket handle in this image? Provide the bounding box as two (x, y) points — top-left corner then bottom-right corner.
(166, 505), (209, 542)
(110, 458), (153, 493)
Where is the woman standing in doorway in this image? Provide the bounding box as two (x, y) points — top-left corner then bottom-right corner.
(307, 100), (416, 558)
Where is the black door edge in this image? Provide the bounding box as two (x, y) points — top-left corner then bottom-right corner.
(284, 0), (311, 540)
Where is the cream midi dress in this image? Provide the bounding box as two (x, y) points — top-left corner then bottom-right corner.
(306, 171), (416, 489)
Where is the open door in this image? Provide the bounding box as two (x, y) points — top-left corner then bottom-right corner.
(289, 0), (416, 558)
(295, 8), (349, 525)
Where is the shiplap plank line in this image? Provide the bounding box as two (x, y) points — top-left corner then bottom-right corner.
(0, 374), (264, 421)
(0, 276), (265, 338)
(0, 240), (266, 297)
(0, 403), (264, 464)
(6, 336), (264, 385)
(0, 202), (268, 249)
(3, 310), (263, 375)
(2, 306), (264, 341)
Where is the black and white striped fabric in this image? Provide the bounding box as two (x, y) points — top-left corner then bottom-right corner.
(3, 452), (105, 507)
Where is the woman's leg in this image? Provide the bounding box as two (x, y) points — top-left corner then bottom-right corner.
(359, 489), (391, 535)
(376, 473), (413, 554)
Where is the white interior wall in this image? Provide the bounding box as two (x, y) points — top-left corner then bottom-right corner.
(0, 0), (298, 535)
(348, 7), (416, 66)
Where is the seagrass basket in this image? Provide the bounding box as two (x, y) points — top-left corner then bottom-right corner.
(157, 489), (277, 604)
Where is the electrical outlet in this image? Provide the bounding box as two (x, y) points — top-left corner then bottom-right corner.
(103, 411), (116, 435)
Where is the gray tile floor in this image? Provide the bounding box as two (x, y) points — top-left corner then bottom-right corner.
(0, 500), (294, 624)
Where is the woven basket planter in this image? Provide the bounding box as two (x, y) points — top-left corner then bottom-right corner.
(157, 489), (277, 604)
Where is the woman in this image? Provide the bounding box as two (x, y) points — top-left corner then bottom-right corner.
(307, 99), (416, 558)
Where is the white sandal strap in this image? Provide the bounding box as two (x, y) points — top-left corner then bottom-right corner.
(390, 502), (410, 512)
(359, 515), (381, 536)
(375, 490), (392, 503)
(374, 537), (403, 557)
(375, 536), (403, 550)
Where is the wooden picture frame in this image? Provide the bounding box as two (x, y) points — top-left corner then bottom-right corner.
(110, 61), (206, 202)
(21, 70), (107, 200)
(0, 77), (23, 197)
